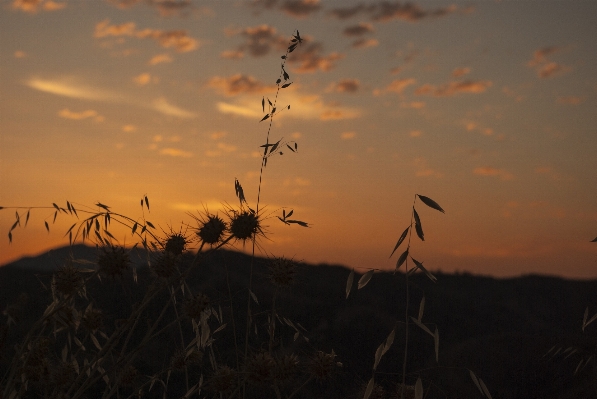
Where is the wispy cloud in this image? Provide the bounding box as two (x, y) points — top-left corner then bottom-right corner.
(148, 53), (173, 65)
(215, 91), (360, 121)
(352, 38), (379, 49)
(107, 0), (194, 17)
(340, 131), (356, 140)
(249, 0), (321, 18)
(287, 41), (344, 73)
(159, 148), (193, 158)
(451, 67), (471, 78)
(375, 78), (416, 95)
(94, 20), (200, 52)
(208, 74), (275, 96)
(527, 46), (569, 79)
(151, 98), (196, 118)
(413, 157), (442, 178)
(205, 142), (238, 157)
(329, 2), (459, 22)
(473, 166), (514, 181)
(14, 50), (27, 58)
(58, 108), (104, 122)
(557, 96), (585, 105)
(12, 0), (65, 13)
(223, 25), (287, 58)
(133, 72), (158, 86)
(415, 80), (492, 96)
(26, 77), (195, 118)
(343, 22), (374, 36)
(26, 77), (115, 101)
(328, 78), (360, 93)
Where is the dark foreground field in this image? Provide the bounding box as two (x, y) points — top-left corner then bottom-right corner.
(2, 245), (596, 398)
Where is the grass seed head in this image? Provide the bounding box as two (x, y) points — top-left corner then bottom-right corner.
(171, 348), (203, 370)
(268, 256), (296, 287)
(183, 293), (210, 320)
(196, 214), (227, 245)
(53, 261), (84, 297)
(97, 245), (130, 279)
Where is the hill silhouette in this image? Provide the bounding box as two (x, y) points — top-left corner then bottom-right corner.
(1, 244), (596, 398)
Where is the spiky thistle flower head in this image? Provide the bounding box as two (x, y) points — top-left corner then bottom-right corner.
(53, 261), (84, 297)
(308, 350), (339, 382)
(151, 251), (180, 279)
(274, 353), (299, 382)
(206, 366), (237, 393)
(268, 256), (297, 287)
(189, 209), (228, 246)
(245, 352), (276, 384)
(163, 232), (188, 256)
(224, 204), (267, 245)
(97, 245), (130, 279)
(81, 305), (103, 332)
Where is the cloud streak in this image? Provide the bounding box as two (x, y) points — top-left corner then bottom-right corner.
(12, 0), (65, 13)
(94, 19), (200, 52)
(329, 1), (459, 22)
(415, 80), (492, 96)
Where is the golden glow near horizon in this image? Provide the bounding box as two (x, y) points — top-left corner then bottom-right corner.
(1, 0), (596, 277)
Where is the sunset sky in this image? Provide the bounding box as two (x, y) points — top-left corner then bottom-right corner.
(1, 0), (596, 278)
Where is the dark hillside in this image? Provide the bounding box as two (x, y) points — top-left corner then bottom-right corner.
(1, 245), (597, 398)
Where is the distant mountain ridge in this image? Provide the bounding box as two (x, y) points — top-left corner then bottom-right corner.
(2, 244), (597, 398)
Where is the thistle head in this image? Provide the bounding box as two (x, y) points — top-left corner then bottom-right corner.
(183, 293), (210, 320)
(268, 256), (297, 288)
(53, 261), (84, 297)
(308, 350), (339, 382)
(151, 251), (180, 279)
(206, 366), (237, 393)
(164, 232), (188, 256)
(97, 245), (130, 279)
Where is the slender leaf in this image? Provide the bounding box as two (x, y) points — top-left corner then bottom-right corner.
(469, 370), (483, 394)
(373, 343), (383, 370)
(415, 377), (423, 399)
(25, 210), (30, 227)
(45, 221), (50, 232)
(479, 378), (493, 399)
(410, 317), (434, 337)
(358, 270), (374, 289)
(145, 196), (150, 211)
(411, 257), (437, 282)
(592, 236), (597, 242)
(395, 249), (409, 270)
(8, 231), (12, 243)
(389, 226), (409, 258)
(260, 114), (270, 122)
(418, 297), (425, 322)
(363, 377), (374, 399)
(434, 327), (439, 362)
(146, 221), (155, 229)
(132, 222), (138, 236)
(346, 269), (354, 299)
(417, 195), (445, 213)
(413, 209), (424, 241)
(281, 82), (292, 88)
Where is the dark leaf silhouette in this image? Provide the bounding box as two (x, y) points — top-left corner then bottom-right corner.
(281, 82), (292, 88)
(283, 70), (289, 81)
(53, 211), (58, 224)
(146, 221), (155, 229)
(286, 144), (295, 152)
(411, 257), (437, 282)
(390, 226), (409, 258)
(262, 97), (265, 112)
(25, 210), (30, 227)
(276, 78), (281, 84)
(413, 209), (424, 241)
(417, 195), (445, 213)
(260, 114), (270, 122)
(145, 196), (150, 211)
(396, 249), (409, 270)
(286, 219), (309, 227)
(591, 236), (597, 242)
(44, 221), (49, 232)
(96, 202), (110, 210)
(235, 178), (247, 205)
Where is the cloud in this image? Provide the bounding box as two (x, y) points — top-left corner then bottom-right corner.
(537, 62), (567, 78)
(151, 98), (196, 118)
(376, 78), (416, 95)
(352, 38), (379, 49)
(208, 74), (275, 96)
(413, 158), (442, 178)
(452, 67), (471, 78)
(557, 96), (585, 105)
(328, 78), (360, 93)
(26, 77), (195, 119)
(26, 77), (115, 101)
(415, 80), (492, 96)
(160, 148), (193, 158)
(473, 166), (514, 181)
(527, 46), (569, 79)
(122, 124), (137, 132)
(225, 25), (287, 58)
(340, 131), (356, 139)
(14, 50), (27, 58)
(329, 2), (458, 22)
(107, 0), (194, 16)
(280, 0), (321, 18)
(12, 0), (65, 13)
(400, 101), (425, 109)
(216, 92), (361, 121)
(205, 142), (238, 157)
(58, 108), (104, 122)
(409, 130), (422, 137)
(133, 72), (158, 86)
(287, 42), (344, 73)
(148, 53), (173, 65)
(343, 22), (374, 36)
(94, 20), (200, 52)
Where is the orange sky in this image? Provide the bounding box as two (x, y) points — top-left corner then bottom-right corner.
(1, 0), (596, 277)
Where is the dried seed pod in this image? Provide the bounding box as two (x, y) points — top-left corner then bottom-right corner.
(206, 366), (237, 393)
(274, 353), (299, 382)
(229, 209), (260, 241)
(81, 306), (103, 332)
(196, 214), (227, 245)
(245, 352), (275, 384)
